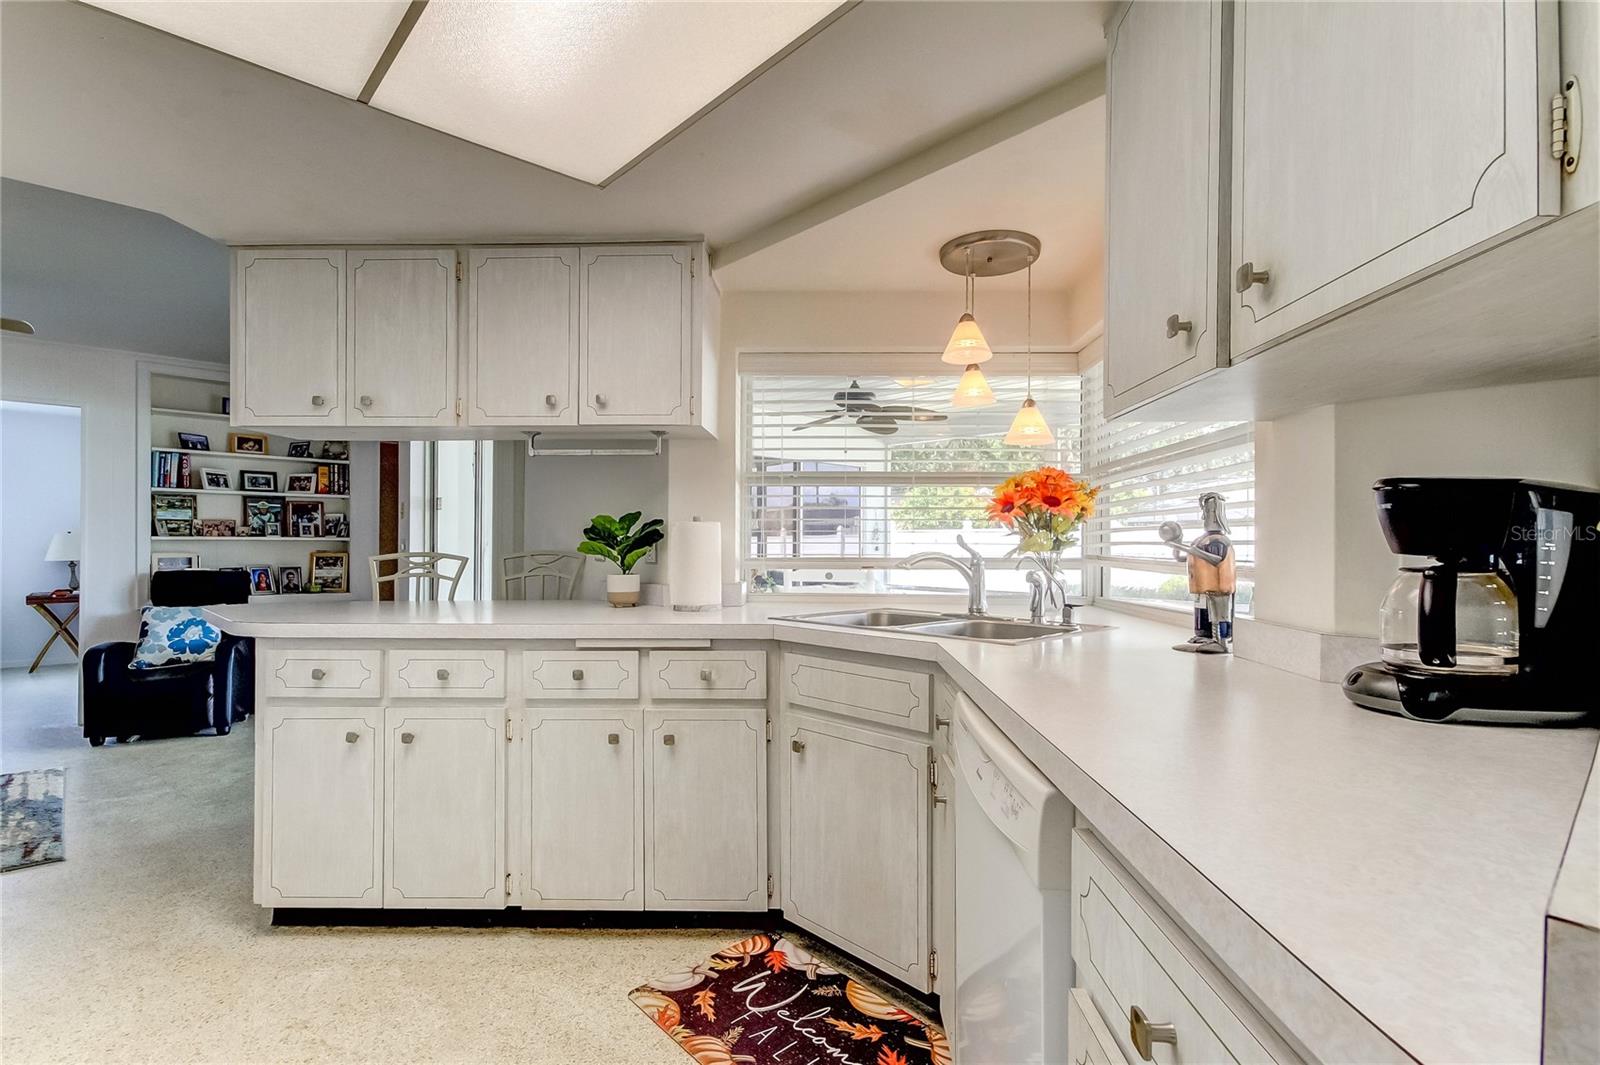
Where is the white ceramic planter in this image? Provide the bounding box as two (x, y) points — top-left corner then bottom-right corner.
(606, 573), (641, 608)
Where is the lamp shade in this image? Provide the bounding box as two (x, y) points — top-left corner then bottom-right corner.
(950, 364), (995, 408)
(1003, 396), (1055, 446)
(940, 312), (993, 365)
(45, 530), (78, 562)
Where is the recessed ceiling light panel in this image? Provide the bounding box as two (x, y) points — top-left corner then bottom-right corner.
(86, 0), (412, 99)
(369, 0), (843, 184)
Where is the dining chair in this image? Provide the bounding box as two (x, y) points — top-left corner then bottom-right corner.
(501, 550), (586, 601)
(369, 552), (469, 602)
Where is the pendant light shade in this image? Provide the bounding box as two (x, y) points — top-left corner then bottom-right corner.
(1004, 396), (1054, 445)
(950, 363), (995, 408)
(941, 312), (993, 366)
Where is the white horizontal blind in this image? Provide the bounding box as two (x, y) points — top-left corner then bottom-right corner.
(1081, 361), (1255, 574)
(742, 360), (1083, 576)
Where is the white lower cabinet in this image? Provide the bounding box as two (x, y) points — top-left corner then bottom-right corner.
(384, 706), (506, 908)
(643, 707), (767, 910)
(522, 707), (643, 909)
(784, 710), (932, 990)
(259, 706), (383, 908)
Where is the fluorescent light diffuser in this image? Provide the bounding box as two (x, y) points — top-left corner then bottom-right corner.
(370, 0), (842, 184)
(86, 0), (411, 99)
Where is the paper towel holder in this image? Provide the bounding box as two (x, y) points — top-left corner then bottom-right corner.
(526, 431), (665, 459)
(671, 516), (722, 612)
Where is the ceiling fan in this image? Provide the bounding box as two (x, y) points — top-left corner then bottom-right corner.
(793, 380), (948, 436)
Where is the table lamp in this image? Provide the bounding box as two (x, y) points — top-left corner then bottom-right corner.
(45, 530), (79, 591)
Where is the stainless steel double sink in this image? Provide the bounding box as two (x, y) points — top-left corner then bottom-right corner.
(780, 609), (1081, 644)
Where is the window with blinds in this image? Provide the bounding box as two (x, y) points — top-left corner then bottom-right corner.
(741, 354), (1083, 597)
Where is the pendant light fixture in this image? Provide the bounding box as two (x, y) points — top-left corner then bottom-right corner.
(1004, 255), (1054, 446)
(938, 231), (1041, 411)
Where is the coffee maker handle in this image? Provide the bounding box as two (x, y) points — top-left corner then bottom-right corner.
(1418, 566), (1458, 669)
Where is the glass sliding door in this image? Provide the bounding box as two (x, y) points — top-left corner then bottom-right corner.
(405, 440), (495, 601)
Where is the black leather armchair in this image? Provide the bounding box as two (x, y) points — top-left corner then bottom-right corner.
(82, 570), (254, 746)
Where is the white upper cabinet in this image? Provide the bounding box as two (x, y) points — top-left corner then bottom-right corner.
(232, 249), (346, 426)
(1104, 0), (1228, 415)
(347, 248), (458, 426)
(579, 245), (694, 426)
(464, 247), (579, 427)
(1229, 0), (1559, 357)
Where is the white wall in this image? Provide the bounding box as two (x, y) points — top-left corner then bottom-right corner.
(520, 452), (667, 601)
(0, 400), (82, 667)
(1254, 376), (1600, 636)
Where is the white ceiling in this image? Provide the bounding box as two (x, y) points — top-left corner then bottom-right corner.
(0, 0), (1111, 249)
(715, 99), (1105, 293)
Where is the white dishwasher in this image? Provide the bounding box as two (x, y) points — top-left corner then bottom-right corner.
(951, 693), (1075, 1065)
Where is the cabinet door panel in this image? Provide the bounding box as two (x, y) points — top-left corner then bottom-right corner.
(262, 707), (381, 907)
(784, 711), (930, 989)
(578, 246), (692, 425)
(644, 708), (766, 910)
(234, 249), (346, 425)
(348, 248), (457, 425)
(1231, 1), (1556, 356)
(522, 708), (642, 909)
(385, 706), (505, 908)
(466, 247), (578, 426)
(1104, 1), (1227, 415)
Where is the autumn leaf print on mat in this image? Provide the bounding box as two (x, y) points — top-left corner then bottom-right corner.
(629, 934), (948, 1065)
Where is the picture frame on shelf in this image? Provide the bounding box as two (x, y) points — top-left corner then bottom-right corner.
(319, 441), (350, 460)
(152, 493), (195, 537)
(200, 468), (231, 490)
(278, 566), (303, 594)
(285, 473), (316, 493)
(242, 496), (283, 537)
(247, 565), (276, 595)
(285, 441), (312, 458)
(176, 432), (210, 451)
(309, 550), (348, 592)
(323, 513), (349, 538)
(241, 470), (277, 492)
(151, 553), (200, 574)
(197, 518), (237, 538)
(229, 433), (267, 454)
(287, 500), (324, 538)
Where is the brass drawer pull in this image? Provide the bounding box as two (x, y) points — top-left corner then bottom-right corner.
(607, 732), (619, 745)
(1234, 261), (1270, 293)
(310, 668), (327, 681)
(435, 668), (450, 681)
(791, 738), (806, 753)
(571, 668), (585, 681)
(1129, 1005), (1177, 1061)
(699, 667), (713, 682)
(662, 733), (675, 746)
(1164, 314), (1193, 338)
(344, 731), (359, 744)
(400, 732), (415, 745)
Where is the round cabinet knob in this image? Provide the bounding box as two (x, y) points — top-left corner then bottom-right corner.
(545, 393), (558, 407)
(1234, 261), (1270, 294)
(593, 393), (607, 408)
(1165, 314), (1194, 339)
(571, 668), (585, 681)
(699, 667), (713, 682)
(607, 732), (620, 745)
(344, 731), (359, 744)
(662, 733), (676, 746)
(1129, 1005), (1178, 1062)
(435, 668), (450, 681)
(401, 732), (415, 745)
(359, 395), (374, 408)
(310, 668), (327, 681)
(790, 738), (806, 753)
(311, 394), (325, 407)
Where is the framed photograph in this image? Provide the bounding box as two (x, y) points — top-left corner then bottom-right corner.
(200, 468), (231, 491)
(196, 518), (237, 538)
(308, 550), (348, 593)
(176, 432), (210, 451)
(152, 552), (201, 574)
(286, 441), (312, 458)
(242, 496), (284, 537)
(319, 441), (350, 460)
(247, 565), (277, 595)
(285, 473), (316, 493)
(241, 470), (277, 492)
(287, 500), (324, 538)
(229, 433), (267, 454)
(324, 513), (349, 538)
(278, 566), (303, 594)
(152, 492), (195, 537)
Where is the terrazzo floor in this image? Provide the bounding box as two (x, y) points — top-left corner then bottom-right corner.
(0, 666), (741, 1064)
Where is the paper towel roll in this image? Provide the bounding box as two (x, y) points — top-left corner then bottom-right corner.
(668, 520), (722, 611)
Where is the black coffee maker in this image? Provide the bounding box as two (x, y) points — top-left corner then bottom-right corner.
(1342, 477), (1599, 724)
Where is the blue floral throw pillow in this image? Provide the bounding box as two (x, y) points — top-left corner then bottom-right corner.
(130, 606), (222, 670)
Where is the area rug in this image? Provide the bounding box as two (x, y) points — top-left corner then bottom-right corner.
(631, 933), (949, 1065)
(1, 768), (65, 870)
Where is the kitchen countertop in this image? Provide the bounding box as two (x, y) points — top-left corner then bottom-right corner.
(209, 599), (1599, 1064)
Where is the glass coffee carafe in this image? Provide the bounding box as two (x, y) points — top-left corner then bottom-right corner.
(1379, 565), (1519, 675)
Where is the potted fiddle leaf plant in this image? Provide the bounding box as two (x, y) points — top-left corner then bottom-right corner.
(578, 511), (665, 607)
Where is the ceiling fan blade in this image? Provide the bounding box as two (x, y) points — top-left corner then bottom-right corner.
(793, 414), (844, 431)
(855, 417), (900, 435)
(872, 405), (949, 422)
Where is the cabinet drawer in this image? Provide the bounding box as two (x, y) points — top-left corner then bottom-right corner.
(1070, 987), (1132, 1065)
(388, 650), (506, 699)
(265, 650), (382, 700)
(648, 650), (766, 701)
(524, 650), (639, 700)
(783, 653), (930, 732)
(1071, 830), (1295, 1064)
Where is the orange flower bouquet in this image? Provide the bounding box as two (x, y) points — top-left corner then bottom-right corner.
(987, 466), (1099, 557)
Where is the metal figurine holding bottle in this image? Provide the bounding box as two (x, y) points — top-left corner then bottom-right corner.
(1159, 492), (1236, 654)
